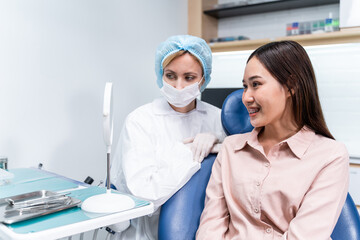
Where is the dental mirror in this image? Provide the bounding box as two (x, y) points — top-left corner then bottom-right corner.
(81, 82), (135, 213)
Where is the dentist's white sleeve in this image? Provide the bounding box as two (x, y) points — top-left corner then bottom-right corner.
(111, 113), (200, 211)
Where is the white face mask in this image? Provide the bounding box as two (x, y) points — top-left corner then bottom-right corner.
(160, 79), (202, 108)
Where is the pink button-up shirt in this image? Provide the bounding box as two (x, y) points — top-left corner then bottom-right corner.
(196, 127), (349, 240)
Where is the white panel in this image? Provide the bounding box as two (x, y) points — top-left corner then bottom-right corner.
(209, 51), (252, 88)
(340, 0), (360, 28)
(350, 166), (360, 205)
(306, 43), (360, 158)
(211, 43), (360, 157)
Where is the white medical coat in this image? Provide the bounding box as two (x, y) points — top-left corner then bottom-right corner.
(110, 97), (225, 240)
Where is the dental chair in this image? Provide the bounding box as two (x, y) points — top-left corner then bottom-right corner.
(158, 89), (360, 240)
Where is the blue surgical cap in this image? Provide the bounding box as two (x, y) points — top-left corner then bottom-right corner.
(155, 35), (212, 92)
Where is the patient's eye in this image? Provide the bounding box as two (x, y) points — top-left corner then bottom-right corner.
(252, 81), (260, 88)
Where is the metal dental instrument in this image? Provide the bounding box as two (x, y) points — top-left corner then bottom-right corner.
(6, 194), (70, 207)
(9, 196), (71, 210)
(4, 200), (72, 217)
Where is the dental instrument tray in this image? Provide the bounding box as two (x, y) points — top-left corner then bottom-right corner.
(0, 190), (82, 224)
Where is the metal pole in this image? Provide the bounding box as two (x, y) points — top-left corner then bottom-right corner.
(107, 152), (110, 190)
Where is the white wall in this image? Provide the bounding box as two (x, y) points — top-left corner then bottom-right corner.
(0, 0), (188, 184)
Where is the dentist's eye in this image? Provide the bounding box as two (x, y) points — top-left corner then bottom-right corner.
(165, 73), (176, 80)
(185, 75), (196, 81)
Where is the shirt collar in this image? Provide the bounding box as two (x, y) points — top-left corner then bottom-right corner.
(285, 126), (315, 159)
(152, 97), (207, 115)
(233, 126), (315, 159)
(233, 127), (261, 151)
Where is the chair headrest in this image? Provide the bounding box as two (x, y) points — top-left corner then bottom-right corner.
(221, 89), (253, 135)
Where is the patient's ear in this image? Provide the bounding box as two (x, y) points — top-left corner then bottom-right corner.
(289, 88), (295, 96)
(284, 85), (294, 98)
(286, 75), (296, 97)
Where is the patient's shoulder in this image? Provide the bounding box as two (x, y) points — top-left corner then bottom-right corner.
(222, 132), (253, 149)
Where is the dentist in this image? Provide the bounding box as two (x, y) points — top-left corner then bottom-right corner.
(110, 35), (226, 240)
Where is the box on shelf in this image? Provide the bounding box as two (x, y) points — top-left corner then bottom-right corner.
(286, 18), (339, 36)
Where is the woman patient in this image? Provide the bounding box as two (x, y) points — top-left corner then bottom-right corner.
(196, 40), (349, 240)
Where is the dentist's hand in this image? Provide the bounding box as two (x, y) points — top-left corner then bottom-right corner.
(183, 133), (218, 163)
(211, 143), (222, 154)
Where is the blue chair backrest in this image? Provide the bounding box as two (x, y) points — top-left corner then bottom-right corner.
(158, 89), (251, 240)
(221, 89), (253, 135)
(159, 89), (360, 240)
(331, 193), (360, 240)
(158, 154), (216, 240)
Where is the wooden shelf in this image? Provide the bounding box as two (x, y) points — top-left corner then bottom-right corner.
(189, 0), (360, 50)
(204, 0), (339, 19)
(209, 29), (360, 52)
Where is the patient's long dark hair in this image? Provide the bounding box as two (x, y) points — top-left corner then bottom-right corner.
(247, 40), (334, 139)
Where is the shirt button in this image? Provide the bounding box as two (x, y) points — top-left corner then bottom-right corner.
(264, 163), (270, 167)
(256, 181), (261, 186)
(254, 208), (259, 213)
(266, 228), (272, 233)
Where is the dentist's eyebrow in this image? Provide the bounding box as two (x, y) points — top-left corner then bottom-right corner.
(184, 71), (198, 75)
